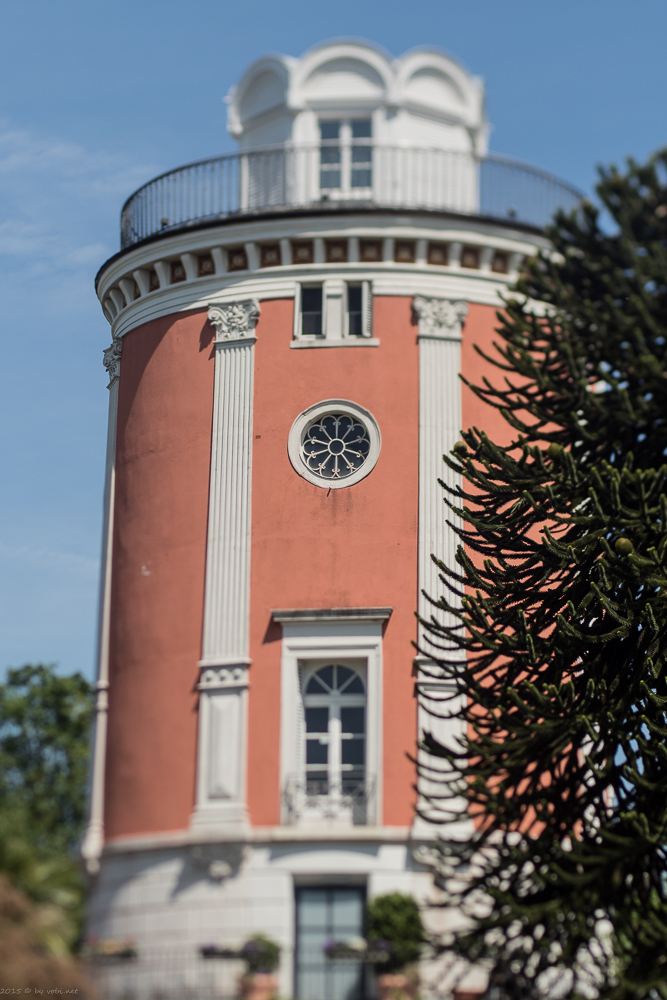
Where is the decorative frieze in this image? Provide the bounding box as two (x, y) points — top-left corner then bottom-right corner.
(98, 234), (525, 328)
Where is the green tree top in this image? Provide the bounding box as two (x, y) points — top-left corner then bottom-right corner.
(0, 664), (91, 855)
(419, 151), (667, 999)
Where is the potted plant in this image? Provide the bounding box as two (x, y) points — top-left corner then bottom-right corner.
(238, 934), (281, 1000)
(366, 893), (425, 1000)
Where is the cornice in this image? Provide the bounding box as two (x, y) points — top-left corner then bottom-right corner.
(96, 207), (547, 291)
(96, 213), (544, 341)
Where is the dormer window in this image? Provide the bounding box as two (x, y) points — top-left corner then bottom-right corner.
(319, 119), (373, 196)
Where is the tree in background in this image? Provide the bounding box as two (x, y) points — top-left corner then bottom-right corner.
(0, 665), (91, 854)
(419, 151), (667, 998)
(0, 664), (91, 957)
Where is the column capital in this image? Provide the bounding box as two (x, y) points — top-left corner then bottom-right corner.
(413, 296), (468, 341)
(207, 299), (260, 344)
(102, 337), (122, 385)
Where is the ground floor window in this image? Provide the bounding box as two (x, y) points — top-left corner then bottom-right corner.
(295, 885), (366, 1000)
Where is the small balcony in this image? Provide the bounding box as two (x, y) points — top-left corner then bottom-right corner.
(119, 143), (583, 249)
(283, 773), (377, 828)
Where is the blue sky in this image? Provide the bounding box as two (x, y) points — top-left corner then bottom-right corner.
(1, 0), (666, 679)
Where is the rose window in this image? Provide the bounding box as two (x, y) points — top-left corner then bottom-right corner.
(301, 413), (371, 481)
(288, 399), (381, 489)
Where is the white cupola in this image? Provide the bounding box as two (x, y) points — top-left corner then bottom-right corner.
(227, 39), (488, 156)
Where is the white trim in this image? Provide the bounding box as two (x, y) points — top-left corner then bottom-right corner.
(191, 300), (258, 836)
(290, 338), (379, 349)
(97, 212), (544, 338)
(287, 398), (381, 490)
(272, 608), (392, 625)
(81, 370), (120, 874)
(277, 617), (384, 828)
(101, 824), (412, 854)
(413, 295), (467, 839)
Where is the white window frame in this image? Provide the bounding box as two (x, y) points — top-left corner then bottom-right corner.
(301, 660), (367, 784)
(273, 609), (390, 827)
(318, 118), (373, 199)
(293, 280), (374, 343)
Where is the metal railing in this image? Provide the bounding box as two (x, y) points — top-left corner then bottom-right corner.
(120, 144), (583, 248)
(283, 773), (376, 827)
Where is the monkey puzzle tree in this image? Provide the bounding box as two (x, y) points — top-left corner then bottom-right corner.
(419, 150), (667, 999)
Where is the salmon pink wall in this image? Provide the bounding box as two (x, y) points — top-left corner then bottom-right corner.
(461, 303), (511, 442)
(248, 296), (420, 827)
(105, 311), (214, 839)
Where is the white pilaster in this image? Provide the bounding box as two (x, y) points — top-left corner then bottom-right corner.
(81, 338), (122, 874)
(413, 296), (470, 840)
(191, 299), (260, 835)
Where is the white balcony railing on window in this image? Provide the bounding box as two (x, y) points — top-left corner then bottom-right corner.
(283, 773), (376, 827)
(119, 144), (583, 248)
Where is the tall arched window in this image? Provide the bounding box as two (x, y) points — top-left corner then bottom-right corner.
(302, 664), (366, 796)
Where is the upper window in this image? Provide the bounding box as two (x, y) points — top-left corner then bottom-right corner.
(303, 664), (366, 796)
(295, 281), (373, 342)
(319, 119), (373, 195)
(301, 285), (323, 338)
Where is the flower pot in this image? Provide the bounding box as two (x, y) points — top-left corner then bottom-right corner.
(377, 972), (419, 1000)
(238, 972), (278, 1000)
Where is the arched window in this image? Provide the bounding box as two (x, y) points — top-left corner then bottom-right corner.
(302, 664), (366, 795)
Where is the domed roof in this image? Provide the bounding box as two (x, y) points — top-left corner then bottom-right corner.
(227, 39), (488, 155)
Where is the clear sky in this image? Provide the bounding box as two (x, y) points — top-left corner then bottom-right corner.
(1, 0), (666, 680)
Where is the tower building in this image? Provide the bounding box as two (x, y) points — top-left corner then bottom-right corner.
(83, 40), (580, 999)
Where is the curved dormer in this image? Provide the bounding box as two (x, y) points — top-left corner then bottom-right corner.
(227, 39), (487, 155)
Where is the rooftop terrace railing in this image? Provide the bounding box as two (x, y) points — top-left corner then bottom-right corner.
(120, 144), (583, 249)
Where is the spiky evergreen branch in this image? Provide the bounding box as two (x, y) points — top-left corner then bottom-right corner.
(419, 151), (667, 999)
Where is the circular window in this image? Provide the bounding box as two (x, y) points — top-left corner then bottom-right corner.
(288, 399), (381, 489)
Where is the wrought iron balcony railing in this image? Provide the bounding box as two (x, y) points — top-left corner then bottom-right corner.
(283, 773), (376, 827)
(119, 144), (583, 248)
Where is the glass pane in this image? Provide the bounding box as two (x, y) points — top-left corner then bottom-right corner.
(339, 664), (364, 690)
(320, 121), (341, 141)
(347, 285), (362, 313)
(296, 888), (365, 1000)
(336, 665), (354, 689)
(351, 119), (372, 139)
(344, 674), (364, 693)
(301, 286), (322, 312)
(351, 121), (372, 189)
(306, 675), (327, 694)
(320, 122), (342, 192)
(306, 739), (328, 765)
(302, 312), (323, 338)
(331, 888), (365, 932)
(342, 738), (365, 767)
(341, 707), (365, 734)
(306, 707), (329, 732)
(315, 665), (334, 690)
(351, 166), (372, 188)
(297, 889), (328, 928)
(301, 286), (323, 338)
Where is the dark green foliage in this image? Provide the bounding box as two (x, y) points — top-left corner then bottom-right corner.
(0, 665), (92, 950)
(419, 151), (667, 998)
(366, 893), (425, 972)
(0, 664), (92, 854)
(241, 933), (281, 973)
